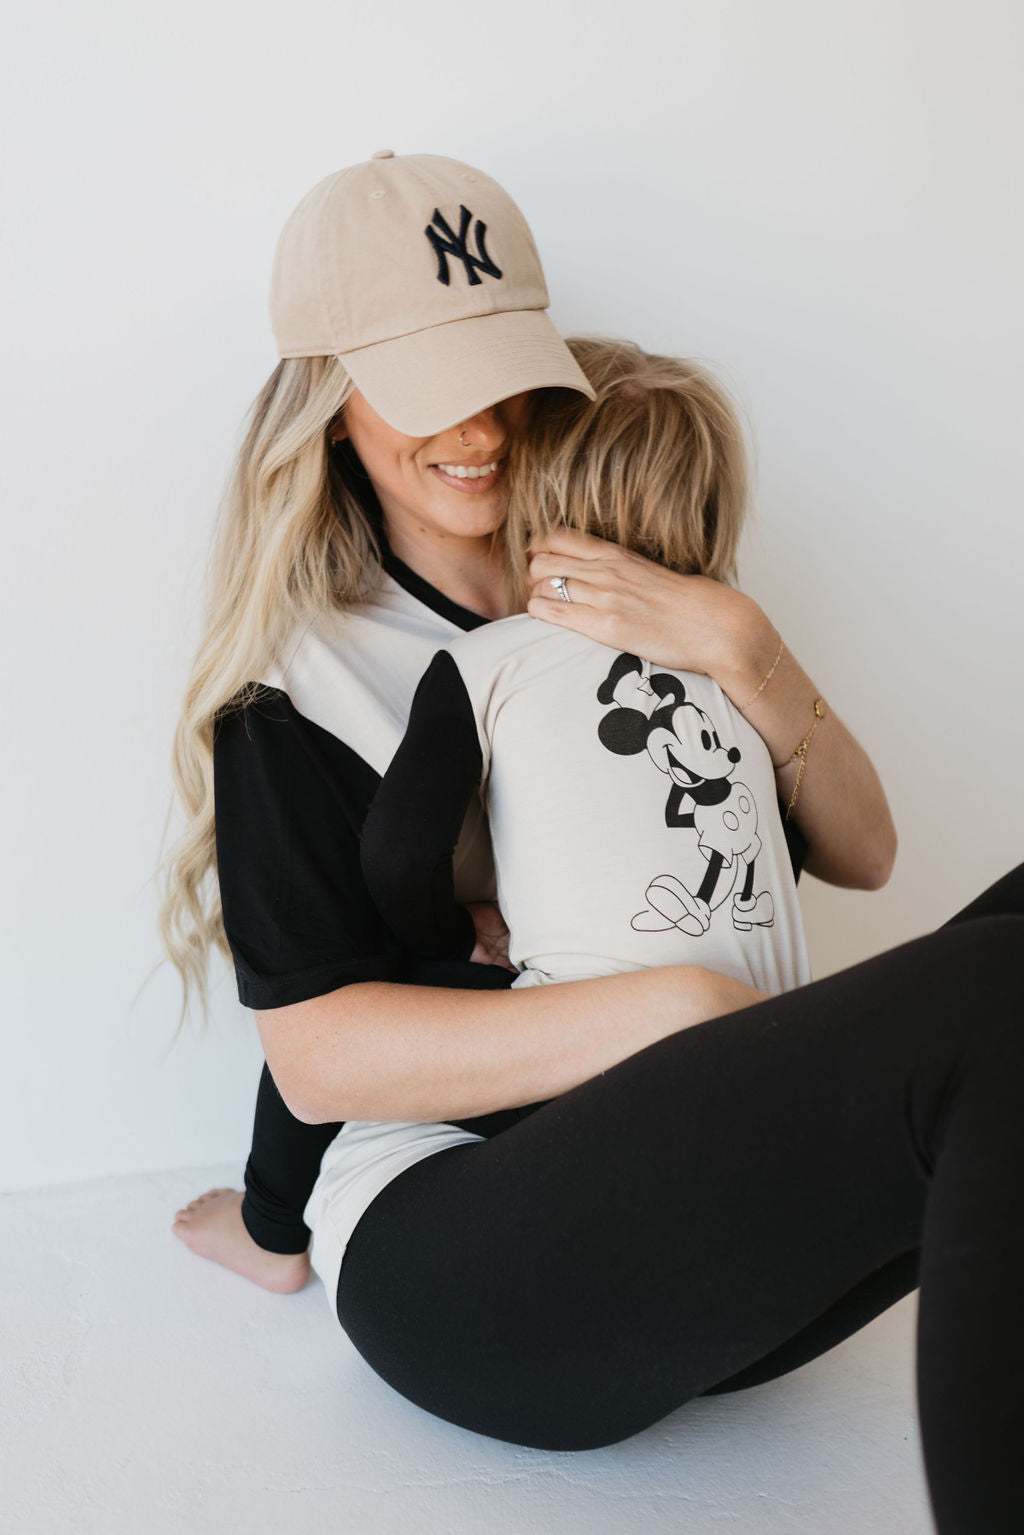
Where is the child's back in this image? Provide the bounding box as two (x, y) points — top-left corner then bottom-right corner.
(365, 612), (811, 997)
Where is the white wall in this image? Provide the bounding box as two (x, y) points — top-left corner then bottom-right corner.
(2, 0), (1021, 1192)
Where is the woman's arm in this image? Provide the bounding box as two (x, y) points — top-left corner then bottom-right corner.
(256, 965), (767, 1125)
(526, 530), (897, 891)
(726, 638), (895, 889)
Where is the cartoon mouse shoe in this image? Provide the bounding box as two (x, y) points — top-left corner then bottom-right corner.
(632, 874), (712, 937)
(732, 890), (775, 931)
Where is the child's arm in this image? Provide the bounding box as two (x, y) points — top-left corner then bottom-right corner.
(361, 650), (487, 960)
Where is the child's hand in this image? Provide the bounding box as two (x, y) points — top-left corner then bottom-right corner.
(466, 901), (517, 972)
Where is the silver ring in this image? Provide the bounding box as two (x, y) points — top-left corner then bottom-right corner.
(459, 429), (470, 448)
(551, 575), (572, 603)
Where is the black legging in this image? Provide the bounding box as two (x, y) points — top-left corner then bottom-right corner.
(327, 864), (1024, 1535)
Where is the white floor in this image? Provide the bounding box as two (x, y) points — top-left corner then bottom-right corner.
(2, 1165), (936, 1535)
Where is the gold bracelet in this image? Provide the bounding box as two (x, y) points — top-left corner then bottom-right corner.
(741, 637), (785, 710)
(780, 697), (826, 821)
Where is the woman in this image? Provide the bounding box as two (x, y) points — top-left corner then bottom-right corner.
(166, 153), (1022, 1535)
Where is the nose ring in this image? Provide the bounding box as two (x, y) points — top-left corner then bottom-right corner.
(459, 429), (471, 448)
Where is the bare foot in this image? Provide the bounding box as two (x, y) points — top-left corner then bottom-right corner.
(172, 1188), (310, 1294)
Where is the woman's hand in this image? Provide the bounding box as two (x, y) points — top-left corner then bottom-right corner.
(526, 527), (897, 892)
(526, 527), (778, 694)
(466, 900), (517, 972)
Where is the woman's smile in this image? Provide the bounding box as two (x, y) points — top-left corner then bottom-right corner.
(429, 458), (505, 493)
(336, 386), (530, 548)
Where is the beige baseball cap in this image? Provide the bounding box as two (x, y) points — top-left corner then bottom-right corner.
(269, 150), (595, 436)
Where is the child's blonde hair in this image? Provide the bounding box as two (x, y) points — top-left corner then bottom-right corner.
(504, 336), (749, 607)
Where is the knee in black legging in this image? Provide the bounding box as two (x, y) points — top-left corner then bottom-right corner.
(888, 914), (1022, 1051)
(900, 915), (1023, 1174)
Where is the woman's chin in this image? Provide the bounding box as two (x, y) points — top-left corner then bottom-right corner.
(382, 481), (508, 547)
(431, 493), (508, 541)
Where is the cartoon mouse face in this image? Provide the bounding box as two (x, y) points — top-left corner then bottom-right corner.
(646, 700), (741, 788)
(597, 655), (741, 797)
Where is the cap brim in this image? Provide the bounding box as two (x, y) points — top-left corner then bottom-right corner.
(337, 309), (595, 436)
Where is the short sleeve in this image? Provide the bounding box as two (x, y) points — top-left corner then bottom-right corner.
(213, 687), (406, 1009)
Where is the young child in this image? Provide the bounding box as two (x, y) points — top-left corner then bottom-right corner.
(360, 337), (812, 1000)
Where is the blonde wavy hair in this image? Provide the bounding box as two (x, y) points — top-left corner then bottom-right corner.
(503, 336), (749, 608)
(158, 354), (379, 1020)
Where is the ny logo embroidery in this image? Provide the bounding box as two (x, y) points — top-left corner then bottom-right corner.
(425, 205), (503, 287)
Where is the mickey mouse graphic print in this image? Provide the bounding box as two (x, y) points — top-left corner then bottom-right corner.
(362, 613), (813, 999)
(595, 652), (776, 940)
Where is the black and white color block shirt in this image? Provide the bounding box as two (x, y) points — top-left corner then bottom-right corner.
(214, 546), (503, 1014)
